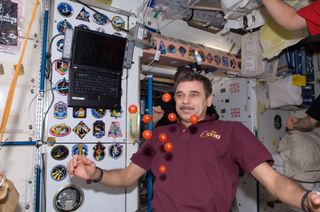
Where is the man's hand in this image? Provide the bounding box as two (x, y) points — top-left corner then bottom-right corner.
(67, 155), (97, 180)
(306, 192), (320, 211)
(287, 116), (299, 129)
(152, 106), (165, 125)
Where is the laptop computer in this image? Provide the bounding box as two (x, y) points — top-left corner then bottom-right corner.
(67, 27), (127, 109)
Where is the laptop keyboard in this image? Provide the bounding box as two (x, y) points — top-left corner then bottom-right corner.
(74, 72), (118, 97)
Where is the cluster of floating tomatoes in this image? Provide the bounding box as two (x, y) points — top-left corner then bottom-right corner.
(128, 93), (199, 175)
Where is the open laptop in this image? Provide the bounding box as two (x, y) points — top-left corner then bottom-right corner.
(68, 27), (127, 109)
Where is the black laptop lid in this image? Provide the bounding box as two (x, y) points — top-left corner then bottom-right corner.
(71, 27), (127, 74)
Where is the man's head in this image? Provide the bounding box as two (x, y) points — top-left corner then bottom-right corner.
(174, 72), (213, 127)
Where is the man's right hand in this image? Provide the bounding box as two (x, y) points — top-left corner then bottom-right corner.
(152, 106), (165, 125)
(67, 155), (97, 180)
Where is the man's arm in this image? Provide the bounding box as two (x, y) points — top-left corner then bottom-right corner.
(261, 0), (307, 30)
(67, 155), (146, 187)
(287, 115), (318, 130)
(251, 162), (320, 210)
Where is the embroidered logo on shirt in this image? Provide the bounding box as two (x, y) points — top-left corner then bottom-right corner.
(200, 130), (221, 140)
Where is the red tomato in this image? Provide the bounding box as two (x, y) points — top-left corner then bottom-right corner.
(159, 165), (167, 174)
(164, 142), (173, 152)
(167, 113), (177, 122)
(143, 114), (152, 123)
(158, 133), (168, 143)
(128, 104), (138, 114)
(189, 114), (199, 125)
(142, 130), (153, 140)
(162, 93), (172, 103)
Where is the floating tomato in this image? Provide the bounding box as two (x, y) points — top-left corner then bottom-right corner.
(143, 114), (152, 123)
(189, 114), (199, 125)
(168, 113), (177, 122)
(159, 165), (167, 174)
(128, 104), (138, 114)
(164, 142), (173, 152)
(142, 130), (152, 140)
(158, 133), (168, 143)
(162, 93), (172, 103)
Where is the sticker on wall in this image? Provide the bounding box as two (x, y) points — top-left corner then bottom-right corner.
(178, 46), (186, 57)
(73, 107), (86, 118)
(91, 108), (106, 119)
(55, 59), (70, 75)
(159, 41), (166, 55)
(49, 124), (71, 137)
(57, 2), (74, 17)
(222, 56), (229, 67)
(108, 121), (122, 138)
(53, 185), (84, 212)
(54, 101), (67, 119)
(198, 50), (205, 62)
(77, 24), (90, 30)
(111, 16), (125, 31)
(273, 115), (282, 130)
(230, 59), (236, 69)
(214, 55), (221, 65)
(96, 27), (105, 33)
(56, 39), (64, 52)
(93, 120), (105, 138)
(51, 145), (69, 161)
(73, 121), (90, 139)
(188, 47), (195, 61)
(47, 137), (56, 146)
(93, 142), (106, 161)
(92, 13), (108, 25)
(110, 109), (122, 119)
(72, 143), (88, 156)
(56, 20), (73, 34)
(167, 44), (176, 54)
(76, 7), (90, 22)
(55, 78), (69, 96)
(206, 53), (213, 64)
(108, 144), (123, 159)
(51, 165), (67, 181)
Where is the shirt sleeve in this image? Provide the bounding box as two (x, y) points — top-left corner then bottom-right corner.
(230, 122), (274, 174)
(297, 1), (320, 36)
(306, 95), (320, 122)
(130, 141), (156, 171)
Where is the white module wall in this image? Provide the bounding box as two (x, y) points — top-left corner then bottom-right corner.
(44, 0), (140, 211)
(212, 77), (259, 212)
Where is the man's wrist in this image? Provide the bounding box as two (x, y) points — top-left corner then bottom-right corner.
(301, 190), (312, 211)
(87, 167), (104, 184)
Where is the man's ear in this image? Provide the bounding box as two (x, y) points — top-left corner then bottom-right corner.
(207, 95), (213, 107)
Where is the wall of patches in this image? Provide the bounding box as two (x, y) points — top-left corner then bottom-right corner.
(0, 0), (142, 211)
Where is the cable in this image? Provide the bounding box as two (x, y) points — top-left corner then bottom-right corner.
(159, 0), (200, 32)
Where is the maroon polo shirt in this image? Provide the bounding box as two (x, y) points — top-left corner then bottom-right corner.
(297, 1), (320, 36)
(131, 115), (273, 212)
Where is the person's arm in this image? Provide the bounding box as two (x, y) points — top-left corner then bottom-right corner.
(287, 115), (318, 130)
(251, 162), (320, 210)
(67, 155), (146, 187)
(261, 0), (307, 30)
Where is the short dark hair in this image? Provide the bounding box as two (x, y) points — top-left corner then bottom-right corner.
(174, 72), (212, 98)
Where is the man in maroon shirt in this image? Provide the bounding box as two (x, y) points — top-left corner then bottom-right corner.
(262, 0), (320, 36)
(67, 72), (320, 211)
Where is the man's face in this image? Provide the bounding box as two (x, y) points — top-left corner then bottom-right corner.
(174, 80), (212, 127)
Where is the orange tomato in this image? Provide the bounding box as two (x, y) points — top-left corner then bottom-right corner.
(167, 113), (177, 122)
(128, 104), (138, 114)
(159, 165), (167, 174)
(158, 133), (168, 143)
(162, 93), (172, 103)
(164, 142), (173, 152)
(143, 114), (152, 123)
(142, 130), (153, 140)
(189, 114), (199, 125)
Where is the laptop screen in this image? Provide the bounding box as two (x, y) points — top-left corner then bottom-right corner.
(71, 27), (127, 72)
